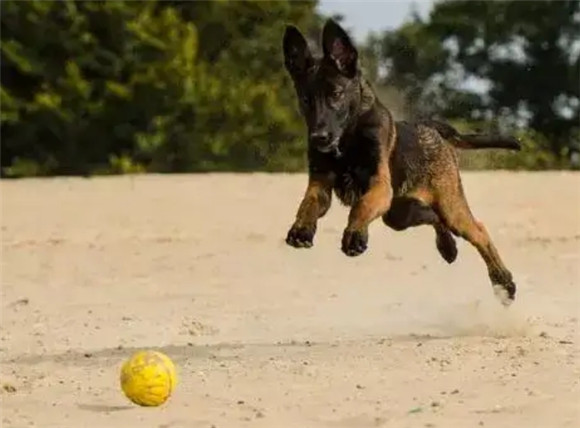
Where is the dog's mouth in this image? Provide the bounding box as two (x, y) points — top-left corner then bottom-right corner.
(317, 138), (342, 157)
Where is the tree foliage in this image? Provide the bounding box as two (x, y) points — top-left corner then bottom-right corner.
(368, 0), (580, 161)
(1, 0), (319, 176)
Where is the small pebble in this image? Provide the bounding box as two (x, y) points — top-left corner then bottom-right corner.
(10, 298), (29, 307)
(2, 384), (16, 393)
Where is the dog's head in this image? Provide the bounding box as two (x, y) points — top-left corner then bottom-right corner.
(283, 20), (363, 155)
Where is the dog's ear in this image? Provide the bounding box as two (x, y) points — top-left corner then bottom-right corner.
(283, 25), (314, 78)
(322, 19), (358, 78)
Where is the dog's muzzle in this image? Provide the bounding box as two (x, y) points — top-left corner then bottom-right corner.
(318, 139), (341, 157)
(310, 132), (341, 156)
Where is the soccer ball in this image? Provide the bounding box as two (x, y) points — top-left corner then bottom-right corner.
(120, 350), (177, 406)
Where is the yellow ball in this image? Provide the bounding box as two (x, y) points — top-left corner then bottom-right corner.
(120, 350), (177, 407)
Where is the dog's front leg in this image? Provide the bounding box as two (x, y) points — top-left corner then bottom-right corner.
(286, 173), (334, 248)
(342, 172), (392, 256)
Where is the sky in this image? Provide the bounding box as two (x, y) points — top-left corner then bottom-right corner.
(317, 0), (435, 42)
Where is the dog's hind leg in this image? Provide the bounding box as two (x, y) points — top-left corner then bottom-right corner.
(434, 223), (458, 264)
(435, 182), (516, 305)
(382, 197), (458, 263)
(382, 197), (438, 231)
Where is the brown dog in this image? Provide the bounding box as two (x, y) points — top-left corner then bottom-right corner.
(282, 19), (520, 305)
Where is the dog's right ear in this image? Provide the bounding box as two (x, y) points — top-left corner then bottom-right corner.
(283, 25), (314, 78)
(322, 19), (358, 78)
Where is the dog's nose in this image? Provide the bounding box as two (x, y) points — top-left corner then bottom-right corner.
(309, 131), (330, 146)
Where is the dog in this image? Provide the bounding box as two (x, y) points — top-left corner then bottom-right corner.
(282, 19), (521, 305)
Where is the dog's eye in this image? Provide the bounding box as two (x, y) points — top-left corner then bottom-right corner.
(301, 95), (310, 106)
(331, 89), (343, 100)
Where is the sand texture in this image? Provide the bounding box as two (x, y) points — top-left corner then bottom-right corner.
(1, 172), (579, 428)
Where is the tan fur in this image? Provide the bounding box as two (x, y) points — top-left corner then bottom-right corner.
(384, 121), (517, 303)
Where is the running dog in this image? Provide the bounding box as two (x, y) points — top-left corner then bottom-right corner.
(282, 19), (520, 305)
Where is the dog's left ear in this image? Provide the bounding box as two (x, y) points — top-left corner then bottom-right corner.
(283, 25), (314, 79)
(322, 19), (358, 78)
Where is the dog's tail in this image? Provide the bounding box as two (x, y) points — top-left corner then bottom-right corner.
(424, 119), (521, 151)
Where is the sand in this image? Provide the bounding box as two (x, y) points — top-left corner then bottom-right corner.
(1, 172), (579, 428)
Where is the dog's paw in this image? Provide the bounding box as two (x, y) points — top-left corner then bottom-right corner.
(493, 281), (516, 306)
(286, 224), (315, 248)
(341, 229), (368, 257)
(490, 270), (516, 306)
(436, 231), (458, 264)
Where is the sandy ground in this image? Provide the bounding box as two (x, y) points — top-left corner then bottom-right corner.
(1, 172), (579, 428)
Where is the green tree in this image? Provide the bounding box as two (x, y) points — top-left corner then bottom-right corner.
(368, 0), (580, 159)
(1, 0), (322, 176)
(1, 1), (200, 175)
(170, 0), (321, 171)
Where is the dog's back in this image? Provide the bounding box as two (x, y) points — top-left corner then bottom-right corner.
(390, 121), (458, 197)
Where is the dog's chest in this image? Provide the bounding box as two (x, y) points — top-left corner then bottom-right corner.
(333, 163), (372, 206)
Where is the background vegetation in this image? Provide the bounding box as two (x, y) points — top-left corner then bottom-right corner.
(1, 0), (579, 177)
